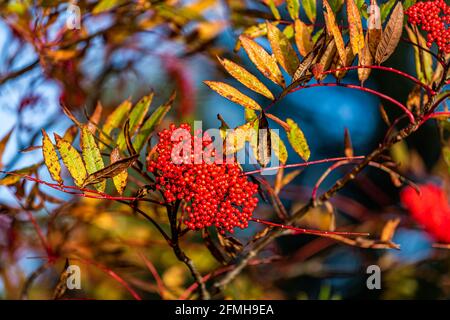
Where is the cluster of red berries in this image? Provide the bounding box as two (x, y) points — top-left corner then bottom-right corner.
(400, 184), (450, 243)
(147, 124), (259, 234)
(405, 0), (450, 53)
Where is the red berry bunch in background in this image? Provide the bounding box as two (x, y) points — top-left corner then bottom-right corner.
(405, 0), (450, 53)
(400, 183), (450, 243)
(147, 124), (259, 234)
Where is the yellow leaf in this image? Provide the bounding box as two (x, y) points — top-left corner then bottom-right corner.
(204, 81), (262, 110)
(218, 57), (274, 100)
(46, 50), (77, 61)
(286, 0), (300, 20)
(294, 19), (314, 57)
(41, 129), (63, 184)
(323, 0), (347, 65)
(286, 118), (310, 161)
(266, 22), (300, 76)
(271, 130), (288, 164)
(80, 126), (105, 192)
(110, 148), (128, 195)
(346, 0), (364, 55)
(358, 35), (373, 85)
(239, 35), (285, 87)
(0, 128), (13, 169)
(55, 134), (87, 187)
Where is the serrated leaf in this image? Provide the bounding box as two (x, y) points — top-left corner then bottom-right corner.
(316, 38), (337, 81)
(286, 0), (300, 20)
(225, 122), (255, 155)
(41, 129), (62, 184)
(101, 99), (132, 147)
(286, 118), (310, 161)
(204, 81), (262, 110)
(347, 0), (364, 55)
(375, 2), (403, 64)
(303, 0), (317, 23)
(218, 58), (274, 100)
(266, 22), (300, 76)
(333, 44), (356, 79)
(80, 125), (105, 192)
(134, 94), (174, 152)
(358, 35), (373, 84)
(0, 128), (13, 169)
(323, 0), (347, 65)
(88, 102), (103, 134)
(271, 130), (288, 164)
(239, 35), (285, 87)
(110, 148), (128, 195)
(83, 154), (138, 188)
(54, 134), (87, 187)
(294, 19), (314, 57)
(117, 93), (153, 150)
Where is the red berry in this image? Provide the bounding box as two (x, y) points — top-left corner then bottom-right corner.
(147, 124), (259, 234)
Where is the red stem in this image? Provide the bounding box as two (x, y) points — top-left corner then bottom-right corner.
(71, 258), (142, 300)
(321, 65), (435, 95)
(249, 217), (369, 237)
(421, 111), (450, 124)
(290, 83), (415, 123)
(243, 156), (365, 176)
(137, 252), (166, 298)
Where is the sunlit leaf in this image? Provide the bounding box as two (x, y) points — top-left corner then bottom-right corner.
(344, 128), (354, 158)
(303, 0), (317, 23)
(204, 81), (262, 110)
(358, 35), (373, 84)
(406, 25), (433, 84)
(218, 58), (274, 100)
(80, 125), (105, 192)
(375, 2), (403, 64)
(286, 118), (310, 161)
(266, 22), (300, 76)
(271, 129), (288, 164)
(346, 0), (364, 55)
(88, 102), (103, 134)
(257, 112), (271, 167)
(41, 129), (62, 184)
(323, 0), (347, 64)
(286, 0), (300, 20)
(0, 164), (40, 186)
(102, 99), (132, 148)
(315, 38), (337, 81)
(239, 35), (285, 87)
(294, 19), (314, 57)
(117, 93), (153, 150)
(110, 148), (128, 195)
(134, 93), (174, 152)
(92, 0), (124, 14)
(54, 134), (87, 187)
(367, 0), (382, 58)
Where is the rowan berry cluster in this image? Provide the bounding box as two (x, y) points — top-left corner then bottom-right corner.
(147, 124), (259, 234)
(401, 184), (450, 243)
(405, 0), (450, 53)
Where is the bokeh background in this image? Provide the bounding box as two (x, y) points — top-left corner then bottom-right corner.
(0, 0), (449, 300)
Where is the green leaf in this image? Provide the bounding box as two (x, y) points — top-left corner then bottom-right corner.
(117, 93), (153, 150)
(303, 0), (317, 23)
(54, 134), (87, 187)
(403, 0), (417, 11)
(133, 93), (174, 152)
(287, 0), (300, 20)
(204, 81), (262, 110)
(218, 57), (274, 100)
(41, 129), (63, 184)
(239, 35), (285, 87)
(110, 148), (128, 195)
(266, 22), (300, 76)
(102, 99), (132, 147)
(380, 0), (396, 23)
(286, 118), (310, 161)
(80, 125), (105, 192)
(267, 0), (281, 20)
